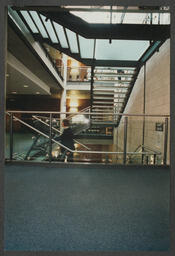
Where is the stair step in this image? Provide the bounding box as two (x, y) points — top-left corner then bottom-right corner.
(93, 96), (114, 100)
(94, 80), (131, 85)
(94, 73), (134, 77)
(92, 108), (114, 112)
(93, 91), (114, 95)
(94, 85), (131, 89)
(92, 105), (114, 108)
(93, 101), (114, 105)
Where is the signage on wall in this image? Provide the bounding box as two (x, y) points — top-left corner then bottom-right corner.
(155, 122), (164, 132)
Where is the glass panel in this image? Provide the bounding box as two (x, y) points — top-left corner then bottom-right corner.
(70, 10), (170, 25)
(160, 13), (170, 24)
(29, 11), (48, 38)
(6, 111), (169, 165)
(53, 22), (68, 48)
(112, 12), (123, 23)
(20, 11), (39, 33)
(95, 39), (150, 60)
(40, 15), (58, 43)
(78, 35), (94, 59)
(71, 11), (111, 23)
(122, 13), (149, 24)
(65, 29), (79, 53)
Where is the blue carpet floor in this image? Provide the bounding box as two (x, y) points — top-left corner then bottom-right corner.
(5, 164), (170, 251)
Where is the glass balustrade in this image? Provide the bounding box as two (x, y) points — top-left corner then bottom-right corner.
(5, 111), (169, 165)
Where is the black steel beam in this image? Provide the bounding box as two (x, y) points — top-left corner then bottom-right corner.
(35, 35), (138, 67)
(38, 10), (170, 40)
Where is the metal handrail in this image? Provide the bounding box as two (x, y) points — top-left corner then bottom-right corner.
(134, 144), (161, 155)
(6, 110), (170, 117)
(7, 112), (162, 156)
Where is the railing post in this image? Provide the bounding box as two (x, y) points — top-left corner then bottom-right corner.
(163, 117), (168, 165)
(49, 113), (52, 163)
(10, 113), (13, 161)
(153, 154), (156, 165)
(123, 116), (128, 164)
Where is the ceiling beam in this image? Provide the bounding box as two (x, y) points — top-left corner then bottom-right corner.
(38, 10), (170, 40)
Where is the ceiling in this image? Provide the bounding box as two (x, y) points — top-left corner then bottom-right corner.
(7, 21), (63, 96)
(6, 5), (170, 113)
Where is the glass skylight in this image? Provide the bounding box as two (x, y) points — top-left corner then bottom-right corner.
(40, 14), (58, 43)
(78, 35), (94, 58)
(70, 9), (170, 24)
(29, 11), (48, 38)
(95, 40), (150, 60)
(20, 11), (38, 33)
(53, 22), (68, 48)
(71, 11), (111, 24)
(65, 29), (79, 53)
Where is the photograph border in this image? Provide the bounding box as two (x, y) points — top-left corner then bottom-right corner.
(0, 0), (174, 256)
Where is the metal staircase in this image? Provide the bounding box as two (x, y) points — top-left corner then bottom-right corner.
(89, 67), (137, 126)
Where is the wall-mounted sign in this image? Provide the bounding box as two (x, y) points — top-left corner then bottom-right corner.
(155, 122), (164, 132)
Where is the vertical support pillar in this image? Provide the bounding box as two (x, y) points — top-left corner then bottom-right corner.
(142, 63), (146, 164)
(123, 116), (128, 164)
(90, 66), (94, 114)
(10, 113), (13, 160)
(163, 117), (168, 165)
(49, 113), (52, 163)
(60, 54), (67, 125)
(112, 126), (118, 163)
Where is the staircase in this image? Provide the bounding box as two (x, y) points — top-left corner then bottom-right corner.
(89, 67), (136, 125)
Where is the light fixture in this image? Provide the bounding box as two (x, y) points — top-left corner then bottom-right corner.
(70, 107), (78, 113)
(24, 85), (29, 88)
(36, 92), (40, 94)
(6, 74), (9, 77)
(12, 91), (17, 94)
(69, 100), (78, 107)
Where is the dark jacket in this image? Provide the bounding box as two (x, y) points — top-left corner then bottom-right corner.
(58, 127), (75, 151)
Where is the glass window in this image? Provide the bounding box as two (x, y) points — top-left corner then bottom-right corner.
(20, 11), (38, 33)
(29, 11), (48, 38)
(65, 29), (79, 53)
(95, 39), (149, 61)
(78, 35), (94, 58)
(53, 22), (68, 48)
(40, 15), (58, 43)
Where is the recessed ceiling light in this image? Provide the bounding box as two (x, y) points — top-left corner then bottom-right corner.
(36, 92), (40, 94)
(12, 91), (17, 94)
(24, 85), (28, 88)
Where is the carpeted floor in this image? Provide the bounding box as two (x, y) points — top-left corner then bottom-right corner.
(4, 164), (170, 251)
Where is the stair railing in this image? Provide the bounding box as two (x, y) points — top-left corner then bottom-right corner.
(32, 115), (90, 150)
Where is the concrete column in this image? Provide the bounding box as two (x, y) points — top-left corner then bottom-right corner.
(60, 54), (67, 127)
